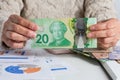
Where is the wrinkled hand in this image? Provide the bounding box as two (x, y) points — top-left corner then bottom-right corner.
(87, 18), (120, 49)
(2, 14), (38, 49)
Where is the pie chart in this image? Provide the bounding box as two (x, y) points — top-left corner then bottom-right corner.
(5, 64), (41, 74)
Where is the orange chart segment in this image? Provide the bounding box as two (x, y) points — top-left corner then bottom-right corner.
(24, 67), (41, 73)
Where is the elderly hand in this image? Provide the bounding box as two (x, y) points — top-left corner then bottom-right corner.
(2, 14), (38, 49)
(87, 18), (120, 49)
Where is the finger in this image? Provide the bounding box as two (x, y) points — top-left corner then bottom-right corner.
(100, 42), (117, 49)
(98, 42), (112, 49)
(9, 14), (38, 31)
(87, 29), (116, 38)
(112, 40), (118, 47)
(98, 39), (117, 49)
(90, 18), (118, 31)
(4, 31), (28, 42)
(2, 35), (25, 49)
(4, 21), (36, 38)
(98, 37), (119, 44)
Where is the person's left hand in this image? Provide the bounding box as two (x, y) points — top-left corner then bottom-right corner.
(87, 18), (120, 49)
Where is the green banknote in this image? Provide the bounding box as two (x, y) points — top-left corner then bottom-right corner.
(30, 18), (97, 49)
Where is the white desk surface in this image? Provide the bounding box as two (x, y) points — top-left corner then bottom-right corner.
(0, 49), (111, 80)
(49, 52), (111, 80)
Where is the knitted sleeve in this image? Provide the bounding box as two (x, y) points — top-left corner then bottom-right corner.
(84, 0), (116, 22)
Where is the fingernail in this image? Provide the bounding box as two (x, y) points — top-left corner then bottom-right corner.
(29, 31), (36, 38)
(87, 33), (93, 38)
(90, 26), (95, 30)
(33, 24), (39, 31)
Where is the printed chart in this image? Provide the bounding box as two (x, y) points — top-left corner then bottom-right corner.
(0, 63), (54, 80)
(5, 64), (41, 74)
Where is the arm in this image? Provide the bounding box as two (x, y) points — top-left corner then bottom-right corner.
(0, 0), (23, 48)
(84, 0), (120, 49)
(0, 0), (38, 50)
(0, 0), (24, 49)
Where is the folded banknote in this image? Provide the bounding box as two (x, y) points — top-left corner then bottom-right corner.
(30, 18), (97, 49)
(92, 52), (109, 59)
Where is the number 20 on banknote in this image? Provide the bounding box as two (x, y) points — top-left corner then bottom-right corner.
(31, 18), (97, 49)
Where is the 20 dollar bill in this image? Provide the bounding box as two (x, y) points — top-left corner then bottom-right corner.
(30, 18), (97, 49)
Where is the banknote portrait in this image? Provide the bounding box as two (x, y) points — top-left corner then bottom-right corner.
(49, 21), (71, 46)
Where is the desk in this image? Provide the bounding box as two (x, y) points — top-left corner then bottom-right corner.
(0, 49), (111, 80)
(49, 52), (111, 80)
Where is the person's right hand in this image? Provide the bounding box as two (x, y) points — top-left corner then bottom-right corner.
(2, 14), (38, 49)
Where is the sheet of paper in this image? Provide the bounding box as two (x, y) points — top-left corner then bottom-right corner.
(0, 49), (75, 80)
(0, 50), (34, 63)
(0, 63), (54, 80)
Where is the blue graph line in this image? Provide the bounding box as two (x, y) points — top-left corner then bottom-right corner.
(51, 67), (67, 71)
(0, 57), (28, 59)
